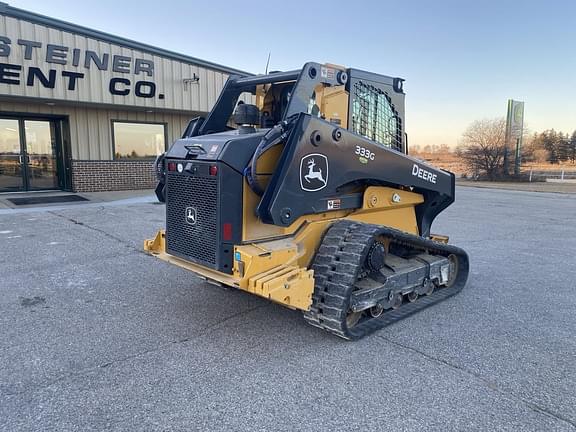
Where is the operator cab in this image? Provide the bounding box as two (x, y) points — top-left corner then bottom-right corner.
(230, 81), (296, 131)
(180, 63), (405, 149)
(155, 62), (407, 202)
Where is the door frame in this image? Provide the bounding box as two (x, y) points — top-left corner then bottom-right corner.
(0, 112), (72, 192)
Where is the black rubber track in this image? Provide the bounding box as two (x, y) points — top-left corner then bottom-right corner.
(303, 220), (470, 340)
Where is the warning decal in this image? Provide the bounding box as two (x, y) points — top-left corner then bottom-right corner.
(327, 199), (341, 210)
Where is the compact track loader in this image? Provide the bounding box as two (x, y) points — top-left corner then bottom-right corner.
(145, 62), (469, 340)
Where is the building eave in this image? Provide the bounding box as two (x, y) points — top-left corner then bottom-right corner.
(0, 2), (253, 77)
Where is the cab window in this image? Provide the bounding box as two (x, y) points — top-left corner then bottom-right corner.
(351, 81), (402, 151)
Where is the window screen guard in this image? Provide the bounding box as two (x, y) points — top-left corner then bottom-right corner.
(350, 81), (403, 152)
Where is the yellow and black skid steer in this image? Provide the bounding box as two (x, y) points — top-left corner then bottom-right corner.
(145, 62), (469, 340)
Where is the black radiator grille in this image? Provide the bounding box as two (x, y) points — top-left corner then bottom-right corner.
(166, 172), (218, 266)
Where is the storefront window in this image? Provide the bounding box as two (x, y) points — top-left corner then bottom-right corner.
(113, 122), (166, 159)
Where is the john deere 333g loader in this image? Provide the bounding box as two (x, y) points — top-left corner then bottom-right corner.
(145, 62), (469, 340)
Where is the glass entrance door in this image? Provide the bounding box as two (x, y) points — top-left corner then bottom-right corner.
(0, 118), (24, 192)
(0, 118), (60, 192)
(23, 120), (58, 190)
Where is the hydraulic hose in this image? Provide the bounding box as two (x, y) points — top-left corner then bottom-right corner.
(244, 114), (299, 196)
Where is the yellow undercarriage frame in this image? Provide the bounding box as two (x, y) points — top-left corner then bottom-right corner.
(144, 186), (427, 312)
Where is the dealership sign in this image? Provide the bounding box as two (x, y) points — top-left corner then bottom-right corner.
(505, 99), (525, 175)
(0, 36), (164, 99)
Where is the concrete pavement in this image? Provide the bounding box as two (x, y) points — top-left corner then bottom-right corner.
(1, 187), (575, 431)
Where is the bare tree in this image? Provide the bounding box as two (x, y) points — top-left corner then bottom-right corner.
(456, 118), (506, 180)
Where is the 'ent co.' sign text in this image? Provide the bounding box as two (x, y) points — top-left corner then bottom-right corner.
(0, 36), (163, 99)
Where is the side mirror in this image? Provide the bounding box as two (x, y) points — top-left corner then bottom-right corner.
(182, 116), (205, 138)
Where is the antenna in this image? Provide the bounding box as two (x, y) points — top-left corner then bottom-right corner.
(265, 52), (271, 74)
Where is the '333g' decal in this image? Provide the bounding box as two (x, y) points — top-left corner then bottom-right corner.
(355, 145), (375, 164)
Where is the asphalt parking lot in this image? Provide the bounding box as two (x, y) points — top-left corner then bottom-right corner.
(1, 187), (575, 431)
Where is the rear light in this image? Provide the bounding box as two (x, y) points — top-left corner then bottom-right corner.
(209, 165), (218, 176)
(222, 222), (232, 241)
(167, 162), (176, 171)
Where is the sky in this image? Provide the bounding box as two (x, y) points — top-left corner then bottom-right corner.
(6, 0), (576, 148)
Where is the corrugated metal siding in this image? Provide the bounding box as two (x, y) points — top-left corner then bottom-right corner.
(0, 15), (232, 111)
(0, 100), (194, 160)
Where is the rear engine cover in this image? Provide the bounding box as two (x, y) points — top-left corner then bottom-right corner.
(165, 160), (242, 273)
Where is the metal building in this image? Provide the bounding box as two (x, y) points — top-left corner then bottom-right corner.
(0, 2), (248, 193)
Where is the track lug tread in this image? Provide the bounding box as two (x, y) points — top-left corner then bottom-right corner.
(303, 220), (470, 340)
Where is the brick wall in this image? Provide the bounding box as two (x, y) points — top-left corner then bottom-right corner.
(71, 160), (156, 192)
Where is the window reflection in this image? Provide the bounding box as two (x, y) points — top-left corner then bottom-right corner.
(113, 122), (166, 159)
(0, 118), (22, 191)
(25, 120), (58, 189)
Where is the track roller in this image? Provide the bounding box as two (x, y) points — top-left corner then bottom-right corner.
(303, 220), (469, 340)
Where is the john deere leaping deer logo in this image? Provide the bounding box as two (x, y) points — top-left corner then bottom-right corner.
(300, 153), (328, 192)
(185, 207), (197, 225)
